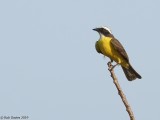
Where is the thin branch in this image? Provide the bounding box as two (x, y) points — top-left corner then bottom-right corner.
(107, 62), (135, 120)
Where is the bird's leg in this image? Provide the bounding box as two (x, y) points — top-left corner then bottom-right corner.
(108, 59), (113, 65)
(110, 59), (113, 63)
(110, 58), (121, 70)
(112, 63), (119, 70)
(108, 60), (119, 71)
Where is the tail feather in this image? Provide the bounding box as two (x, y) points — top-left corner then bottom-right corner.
(122, 65), (142, 81)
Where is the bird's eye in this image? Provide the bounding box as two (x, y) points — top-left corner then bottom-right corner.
(101, 28), (104, 32)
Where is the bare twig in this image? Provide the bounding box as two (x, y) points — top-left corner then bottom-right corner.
(107, 62), (135, 120)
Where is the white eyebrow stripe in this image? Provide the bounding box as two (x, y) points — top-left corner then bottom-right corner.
(101, 26), (112, 34)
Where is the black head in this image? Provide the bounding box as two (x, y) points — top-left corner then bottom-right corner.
(93, 26), (112, 36)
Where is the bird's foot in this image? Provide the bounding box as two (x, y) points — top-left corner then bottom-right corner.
(112, 63), (119, 70)
(110, 59), (113, 63)
(107, 61), (113, 71)
(108, 62), (119, 71)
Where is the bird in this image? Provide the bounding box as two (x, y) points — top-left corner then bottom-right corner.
(93, 26), (142, 81)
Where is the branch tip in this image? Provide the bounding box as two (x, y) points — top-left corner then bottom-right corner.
(107, 62), (135, 120)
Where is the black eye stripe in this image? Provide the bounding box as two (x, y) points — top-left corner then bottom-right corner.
(100, 28), (110, 36)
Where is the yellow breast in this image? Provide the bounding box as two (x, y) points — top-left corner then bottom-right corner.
(98, 36), (114, 58)
(98, 36), (129, 68)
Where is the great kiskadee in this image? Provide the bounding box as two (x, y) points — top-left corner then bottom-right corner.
(93, 26), (141, 81)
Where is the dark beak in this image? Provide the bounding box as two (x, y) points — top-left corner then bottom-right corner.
(92, 28), (99, 31)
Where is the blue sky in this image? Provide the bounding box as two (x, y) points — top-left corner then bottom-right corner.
(0, 0), (160, 120)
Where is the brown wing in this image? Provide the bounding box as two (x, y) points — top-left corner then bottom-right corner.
(111, 38), (129, 62)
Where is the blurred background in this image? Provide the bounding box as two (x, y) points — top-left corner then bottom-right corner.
(0, 0), (159, 120)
